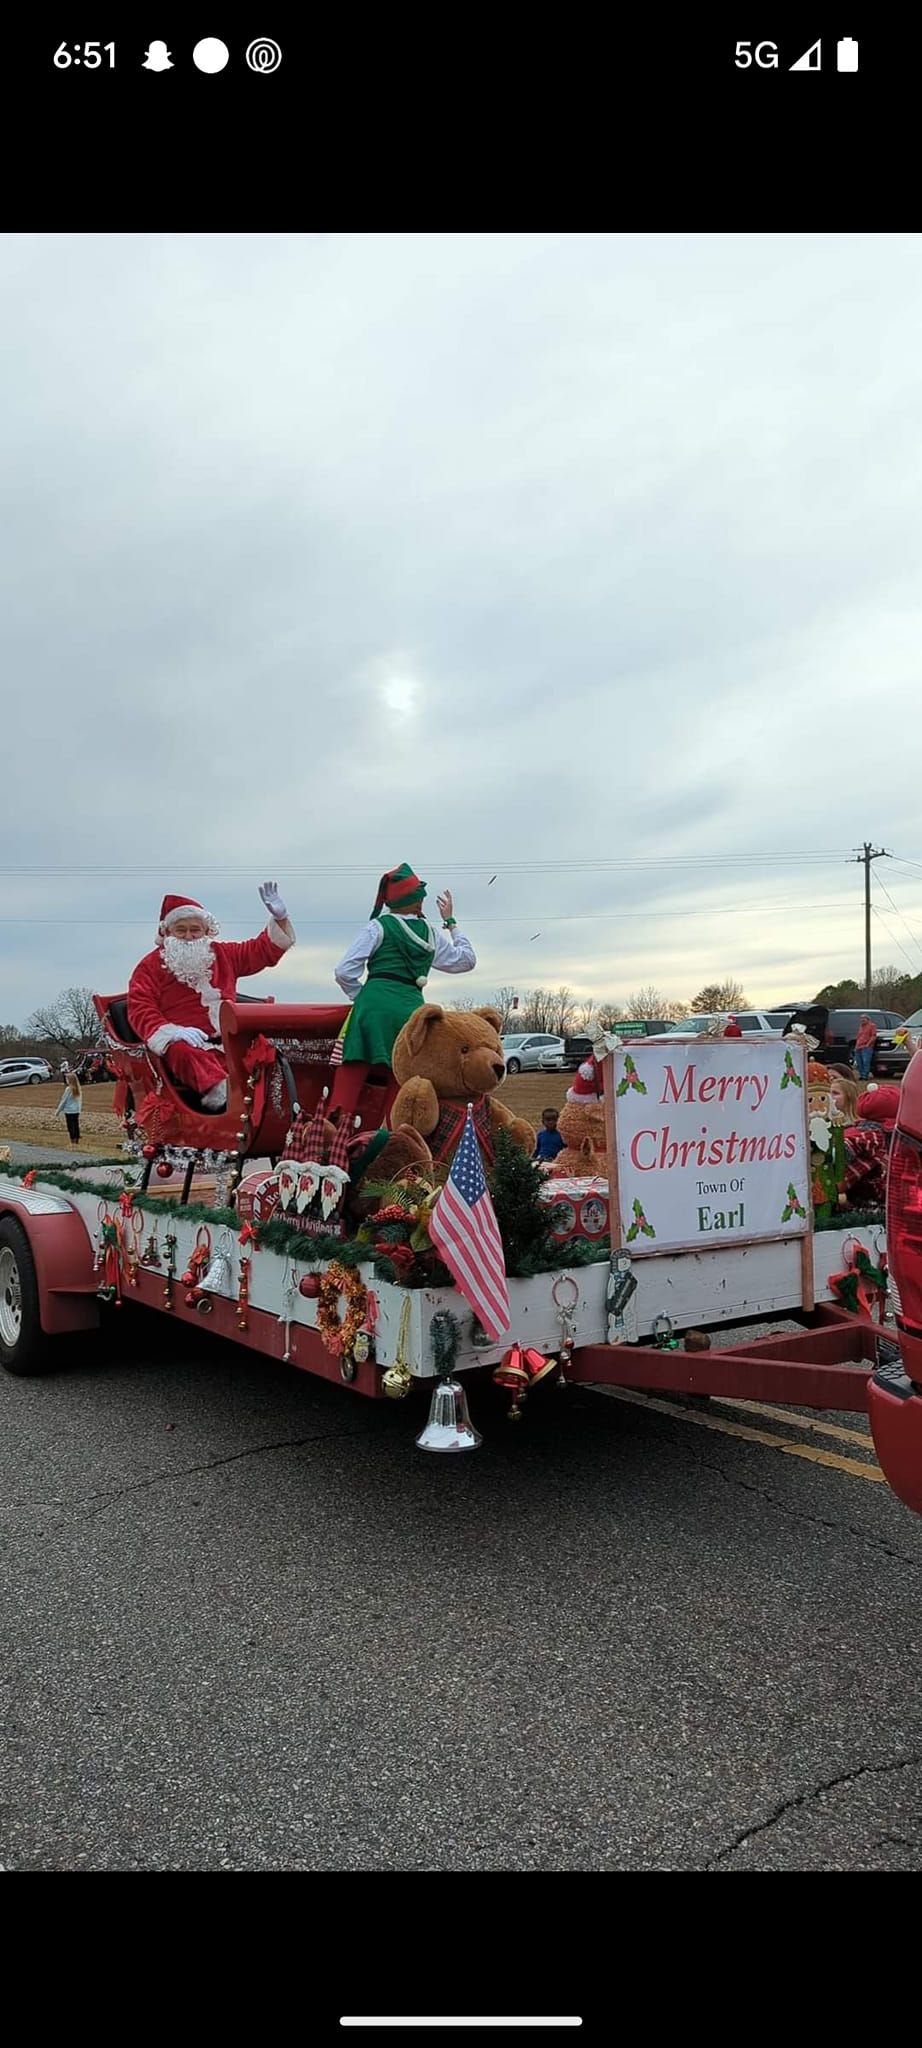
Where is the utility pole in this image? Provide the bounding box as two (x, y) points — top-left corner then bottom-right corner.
(851, 844), (890, 1004)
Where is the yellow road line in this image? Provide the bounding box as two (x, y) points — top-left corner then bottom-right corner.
(605, 1386), (886, 1484)
(707, 1396), (874, 1450)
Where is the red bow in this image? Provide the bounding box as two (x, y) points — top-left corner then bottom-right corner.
(243, 1035), (276, 1076)
(238, 1221), (260, 1249)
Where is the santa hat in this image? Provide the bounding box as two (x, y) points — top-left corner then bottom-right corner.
(566, 1057), (603, 1105)
(371, 864), (427, 917)
(158, 893), (218, 936)
(857, 1085), (901, 1131)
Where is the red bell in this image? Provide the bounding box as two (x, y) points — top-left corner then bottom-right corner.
(521, 1345), (556, 1386)
(299, 1273), (321, 1298)
(493, 1343), (528, 1390)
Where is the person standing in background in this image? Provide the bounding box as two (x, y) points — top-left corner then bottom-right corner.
(56, 1069), (83, 1147)
(854, 1015), (877, 1081)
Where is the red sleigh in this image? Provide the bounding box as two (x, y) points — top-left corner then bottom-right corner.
(94, 994), (398, 1198)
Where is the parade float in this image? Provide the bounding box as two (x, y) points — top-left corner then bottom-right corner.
(1, 997), (920, 1509)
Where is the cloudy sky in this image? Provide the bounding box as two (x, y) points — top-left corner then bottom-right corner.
(2, 232), (922, 1027)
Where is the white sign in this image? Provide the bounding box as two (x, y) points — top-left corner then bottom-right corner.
(608, 1039), (810, 1255)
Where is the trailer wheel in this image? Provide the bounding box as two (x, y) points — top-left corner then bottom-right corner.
(0, 1218), (51, 1376)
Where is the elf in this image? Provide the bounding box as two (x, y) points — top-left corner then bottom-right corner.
(127, 882), (295, 1111)
(329, 863), (475, 1119)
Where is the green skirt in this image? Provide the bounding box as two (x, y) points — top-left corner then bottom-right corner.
(341, 976), (425, 1069)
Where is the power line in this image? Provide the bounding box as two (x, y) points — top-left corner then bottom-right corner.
(870, 905), (919, 979)
(873, 874), (922, 965)
(0, 850), (854, 877)
(0, 897), (867, 928)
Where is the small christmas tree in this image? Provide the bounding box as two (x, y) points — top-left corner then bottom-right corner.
(489, 1127), (556, 1274)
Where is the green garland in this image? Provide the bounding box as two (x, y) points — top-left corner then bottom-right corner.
(4, 1160), (869, 1281)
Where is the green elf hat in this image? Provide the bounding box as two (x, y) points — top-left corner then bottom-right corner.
(372, 863), (427, 917)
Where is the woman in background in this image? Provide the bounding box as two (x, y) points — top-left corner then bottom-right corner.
(56, 1069), (83, 1147)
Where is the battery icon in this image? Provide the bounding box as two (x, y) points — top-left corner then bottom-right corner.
(837, 37), (859, 70)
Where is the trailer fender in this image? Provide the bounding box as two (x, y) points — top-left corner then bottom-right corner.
(0, 1188), (99, 1334)
(867, 1354), (922, 1517)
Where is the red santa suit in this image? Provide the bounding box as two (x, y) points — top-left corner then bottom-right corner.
(128, 892), (294, 1098)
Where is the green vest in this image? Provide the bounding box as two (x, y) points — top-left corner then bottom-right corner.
(342, 913), (437, 1069)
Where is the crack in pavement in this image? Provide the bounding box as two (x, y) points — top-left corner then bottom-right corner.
(2, 1422), (383, 1518)
(705, 1752), (922, 1869)
(626, 1407), (922, 1571)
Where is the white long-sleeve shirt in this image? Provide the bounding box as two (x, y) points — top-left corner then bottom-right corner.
(334, 914), (476, 1002)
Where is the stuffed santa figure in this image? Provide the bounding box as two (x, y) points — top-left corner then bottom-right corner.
(127, 882), (295, 1110)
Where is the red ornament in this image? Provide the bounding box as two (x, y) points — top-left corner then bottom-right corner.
(156, 1161), (173, 1180)
(299, 1273), (321, 1298)
(143, 1144), (158, 1160)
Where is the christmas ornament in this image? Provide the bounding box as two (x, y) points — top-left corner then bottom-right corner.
(156, 1160), (173, 1180)
(298, 1272), (321, 1298)
(552, 1272), (579, 1387)
(381, 1295), (413, 1395)
(237, 1255), (251, 1331)
(277, 1260), (297, 1361)
(163, 1232), (178, 1311)
(521, 1345), (555, 1385)
(143, 1144), (158, 1161)
(316, 1262), (368, 1358)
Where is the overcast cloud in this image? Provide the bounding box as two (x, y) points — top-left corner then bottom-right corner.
(2, 231), (921, 1024)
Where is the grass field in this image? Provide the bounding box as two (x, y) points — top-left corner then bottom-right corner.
(0, 1081), (121, 1154)
(0, 1071), (569, 1156)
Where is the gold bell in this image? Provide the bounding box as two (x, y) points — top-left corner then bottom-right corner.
(381, 1360), (413, 1400)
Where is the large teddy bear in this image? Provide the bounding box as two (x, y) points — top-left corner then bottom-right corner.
(550, 1058), (607, 1177)
(389, 1005), (535, 1165)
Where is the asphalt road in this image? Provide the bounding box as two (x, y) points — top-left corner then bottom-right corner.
(2, 1304), (921, 1874)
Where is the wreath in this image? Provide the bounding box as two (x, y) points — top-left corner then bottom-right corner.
(316, 1260), (368, 1358)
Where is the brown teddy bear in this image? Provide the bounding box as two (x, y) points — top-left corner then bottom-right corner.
(389, 1005), (535, 1165)
(550, 1059), (607, 1177)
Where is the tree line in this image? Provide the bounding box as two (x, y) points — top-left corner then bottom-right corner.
(5, 963), (919, 1069)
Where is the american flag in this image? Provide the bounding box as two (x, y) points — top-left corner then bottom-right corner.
(428, 1105), (510, 1340)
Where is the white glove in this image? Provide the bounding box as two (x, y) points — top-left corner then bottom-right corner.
(175, 1026), (210, 1048)
(259, 880), (288, 921)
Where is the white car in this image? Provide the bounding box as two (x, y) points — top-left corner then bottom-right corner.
(660, 1011), (789, 1040)
(0, 1057), (53, 1087)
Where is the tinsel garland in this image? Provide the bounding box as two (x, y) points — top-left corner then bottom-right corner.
(429, 1310), (462, 1375)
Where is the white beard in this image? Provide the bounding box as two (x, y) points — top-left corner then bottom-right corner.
(161, 935), (223, 1033)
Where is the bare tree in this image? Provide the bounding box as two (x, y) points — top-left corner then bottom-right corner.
(492, 986), (521, 1032)
(625, 985), (671, 1021)
(691, 979), (748, 1013)
(575, 997), (596, 1033)
(597, 1001), (625, 1029)
(27, 986), (99, 1054)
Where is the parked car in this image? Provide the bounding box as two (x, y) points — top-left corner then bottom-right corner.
(501, 1033), (566, 1075)
(812, 1008), (910, 1077)
(660, 1011), (788, 1040)
(539, 1022), (677, 1070)
(0, 1058), (52, 1087)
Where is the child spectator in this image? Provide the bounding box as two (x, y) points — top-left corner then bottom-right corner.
(534, 1108), (565, 1162)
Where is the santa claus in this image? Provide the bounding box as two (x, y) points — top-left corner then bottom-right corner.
(127, 882), (295, 1110)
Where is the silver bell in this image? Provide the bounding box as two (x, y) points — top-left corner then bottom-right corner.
(415, 1375), (482, 1454)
